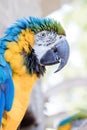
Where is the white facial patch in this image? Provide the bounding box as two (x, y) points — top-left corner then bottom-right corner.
(33, 45), (49, 61)
(33, 30), (65, 60)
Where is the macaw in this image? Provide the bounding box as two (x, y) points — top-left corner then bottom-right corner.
(58, 112), (87, 130)
(0, 16), (69, 130)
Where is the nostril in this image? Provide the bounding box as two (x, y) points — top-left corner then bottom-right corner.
(52, 47), (57, 53)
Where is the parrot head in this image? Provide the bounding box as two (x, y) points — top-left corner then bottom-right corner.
(4, 16), (70, 76)
(34, 30), (69, 73)
(31, 17), (69, 73)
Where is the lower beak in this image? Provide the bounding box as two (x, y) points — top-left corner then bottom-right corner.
(40, 39), (70, 72)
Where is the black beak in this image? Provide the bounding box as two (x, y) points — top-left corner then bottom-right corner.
(40, 39), (70, 72)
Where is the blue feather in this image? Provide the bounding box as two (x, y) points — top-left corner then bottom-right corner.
(0, 90), (5, 125)
(17, 18), (30, 28)
(0, 55), (6, 67)
(29, 16), (36, 24)
(9, 27), (21, 35)
(4, 75), (14, 111)
(0, 40), (7, 51)
(4, 35), (18, 42)
(29, 17), (42, 26)
(0, 62), (14, 124)
(16, 19), (27, 29)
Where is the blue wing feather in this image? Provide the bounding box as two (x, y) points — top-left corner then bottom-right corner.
(0, 89), (5, 125)
(0, 55), (14, 125)
(4, 76), (14, 111)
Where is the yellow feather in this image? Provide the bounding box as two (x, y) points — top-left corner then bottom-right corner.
(17, 41), (25, 51)
(7, 42), (21, 53)
(10, 54), (23, 73)
(4, 50), (13, 62)
(18, 33), (25, 41)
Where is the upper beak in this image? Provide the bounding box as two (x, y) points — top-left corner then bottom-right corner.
(40, 39), (70, 72)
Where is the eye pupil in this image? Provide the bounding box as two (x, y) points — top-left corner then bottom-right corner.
(59, 35), (62, 39)
(41, 33), (45, 37)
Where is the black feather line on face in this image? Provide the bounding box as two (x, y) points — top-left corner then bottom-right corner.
(23, 48), (46, 77)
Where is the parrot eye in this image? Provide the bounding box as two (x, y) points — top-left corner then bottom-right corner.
(41, 32), (46, 37)
(59, 35), (62, 39)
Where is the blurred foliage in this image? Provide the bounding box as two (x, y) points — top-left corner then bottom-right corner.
(60, 0), (87, 79)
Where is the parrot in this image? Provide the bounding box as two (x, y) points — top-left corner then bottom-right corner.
(58, 112), (87, 130)
(0, 16), (69, 130)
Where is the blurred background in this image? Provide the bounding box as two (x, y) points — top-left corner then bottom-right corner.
(1, 0), (87, 130)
